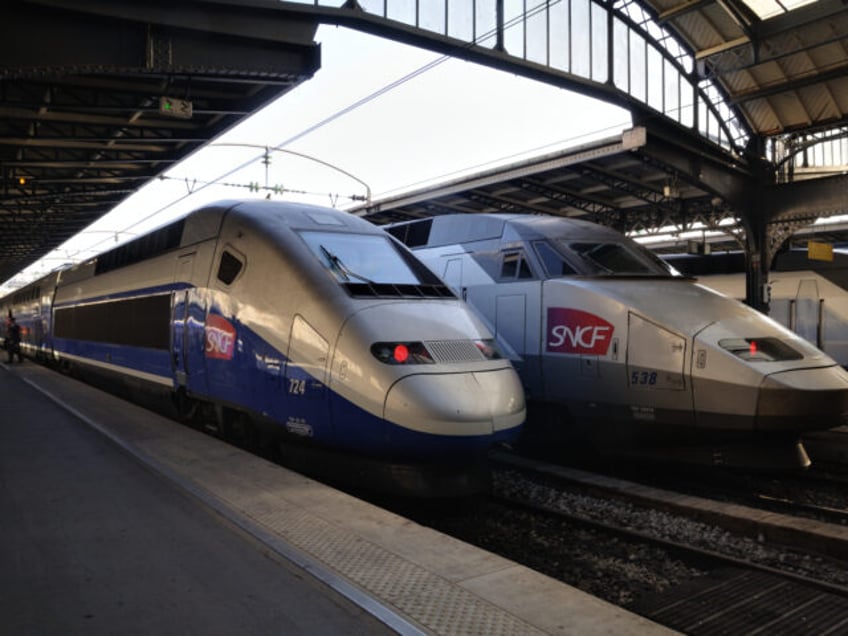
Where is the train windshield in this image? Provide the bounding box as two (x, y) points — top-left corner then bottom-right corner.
(300, 231), (425, 285)
(536, 239), (677, 277)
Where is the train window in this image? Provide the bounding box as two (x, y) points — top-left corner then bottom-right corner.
(386, 219), (433, 248)
(719, 338), (803, 362)
(500, 250), (534, 280)
(563, 241), (673, 276)
(95, 219), (185, 275)
(566, 242), (654, 274)
(533, 241), (578, 277)
(54, 294), (171, 349)
(299, 230), (425, 285)
(12, 286), (40, 304)
(217, 250), (244, 285)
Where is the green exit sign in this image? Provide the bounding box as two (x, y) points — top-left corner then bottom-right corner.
(159, 96), (193, 119)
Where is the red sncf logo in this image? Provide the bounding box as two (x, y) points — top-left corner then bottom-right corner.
(547, 308), (614, 355)
(205, 313), (236, 360)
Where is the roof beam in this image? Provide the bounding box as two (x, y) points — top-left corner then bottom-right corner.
(729, 66), (848, 105)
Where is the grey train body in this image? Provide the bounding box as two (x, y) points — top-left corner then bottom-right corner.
(386, 213), (848, 468)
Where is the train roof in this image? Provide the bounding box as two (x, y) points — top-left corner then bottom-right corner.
(224, 199), (378, 232)
(385, 213), (623, 249)
(92, 199), (378, 276)
(3, 200), (454, 304)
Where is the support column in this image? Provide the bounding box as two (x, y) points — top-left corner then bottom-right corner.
(740, 140), (775, 314)
(495, 0), (505, 52)
(744, 214), (769, 312)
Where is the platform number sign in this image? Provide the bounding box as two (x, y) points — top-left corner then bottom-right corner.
(159, 96), (193, 119)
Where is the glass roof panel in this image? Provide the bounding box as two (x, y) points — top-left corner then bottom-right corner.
(740, 0), (819, 20)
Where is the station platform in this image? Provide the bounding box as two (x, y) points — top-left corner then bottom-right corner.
(0, 361), (675, 635)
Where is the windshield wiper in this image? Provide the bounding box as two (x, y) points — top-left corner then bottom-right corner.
(319, 245), (375, 284)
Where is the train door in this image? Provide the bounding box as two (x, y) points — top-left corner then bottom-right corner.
(282, 315), (331, 441)
(495, 249), (541, 392)
(496, 295), (526, 355)
(626, 313), (693, 422)
(494, 251), (529, 350)
(39, 274), (59, 362)
(172, 254), (194, 387)
(172, 290), (189, 387)
(172, 253), (208, 396)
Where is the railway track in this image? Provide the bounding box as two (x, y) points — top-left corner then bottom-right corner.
(746, 492), (848, 527)
(523, 440), (848, 528)
(616, 463), (848, 528)
(379, 454), (848, 635)
(489, 451), (848, 558)
(492, 491), (848, 635)
(489, 449), (848, 633)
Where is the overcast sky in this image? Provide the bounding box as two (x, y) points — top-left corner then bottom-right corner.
(1, 25), (630, 294)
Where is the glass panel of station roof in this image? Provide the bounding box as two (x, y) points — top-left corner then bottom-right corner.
(740, 0), (819, 19)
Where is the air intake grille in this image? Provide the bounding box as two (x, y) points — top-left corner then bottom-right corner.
(425, 340), (485, 363)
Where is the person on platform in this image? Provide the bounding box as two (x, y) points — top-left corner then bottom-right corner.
(6, 315), (22, 363)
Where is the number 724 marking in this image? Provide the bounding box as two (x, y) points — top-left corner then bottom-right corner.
(288, 378), (307, 395)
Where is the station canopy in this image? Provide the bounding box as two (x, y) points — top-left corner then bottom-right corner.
(0, 0), (320, 288)
(360, 0), (848, 256)
(1, 0), (846, 289)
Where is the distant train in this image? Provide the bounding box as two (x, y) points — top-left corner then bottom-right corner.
(0, 200), (525, 495)
(385, 213), (848, 469)
(666, 249), (848, 367)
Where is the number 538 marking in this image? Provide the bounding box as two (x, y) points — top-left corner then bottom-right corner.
(631, 371), (657, 386)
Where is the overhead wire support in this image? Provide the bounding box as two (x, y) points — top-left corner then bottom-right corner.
(211, 143), (373, 206)
(157, 173), (364, 205)
(16, 1), (564, 273)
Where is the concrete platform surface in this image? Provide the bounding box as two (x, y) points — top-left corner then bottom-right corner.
(0, 363), (393, 636)
(1, 362), (677, 635)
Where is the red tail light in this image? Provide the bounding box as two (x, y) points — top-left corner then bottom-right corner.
(719, 337), (802, 362)
(393, 344), (409, 363)
(371, 342), (434, 365)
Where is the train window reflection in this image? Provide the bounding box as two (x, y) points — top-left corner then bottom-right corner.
(534, 241), (578, 277)
(299, 231), (422, 285)
(566, 242), (653, 274)
(500, 250), (535, 280)
(563, 241), (673, 276)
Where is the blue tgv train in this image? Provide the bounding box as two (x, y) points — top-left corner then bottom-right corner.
(0, 200), (525, 495)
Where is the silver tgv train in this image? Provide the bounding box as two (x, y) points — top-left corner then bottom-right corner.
(385, 213), (848, 469)
(0, 200), (525, 495)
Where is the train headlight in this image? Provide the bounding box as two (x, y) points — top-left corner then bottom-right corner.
(371, 342), (435, 365)
(719, 337), (803, 362)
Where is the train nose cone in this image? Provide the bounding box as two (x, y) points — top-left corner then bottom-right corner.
(757, 366), (848, 431)
(384, 369), (526, 436)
